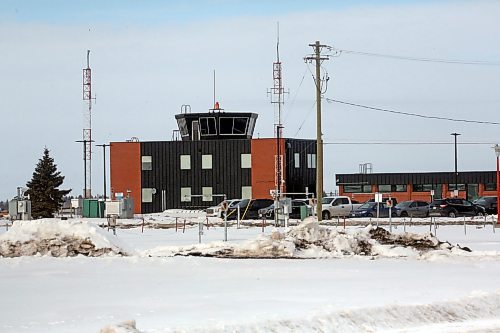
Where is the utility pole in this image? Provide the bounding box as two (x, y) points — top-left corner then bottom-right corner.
(304, 41), (330, 221)
(451, 133), (461, 195)
(96, 144), (110, 200)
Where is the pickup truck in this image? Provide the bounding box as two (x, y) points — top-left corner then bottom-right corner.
(321, 196), (363, 220)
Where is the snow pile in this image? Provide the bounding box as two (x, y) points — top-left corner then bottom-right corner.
(102, 291), (500, 332)
(99, 320), (141, 333)
(0, 219), (132, 257)
(146, 219), (470, 259)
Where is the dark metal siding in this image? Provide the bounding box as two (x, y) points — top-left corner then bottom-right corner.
(336, 171), (496, 186)
(285, 139), (317, 195)
(141, 140), (251, 213)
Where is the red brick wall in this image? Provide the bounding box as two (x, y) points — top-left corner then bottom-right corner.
(110, 142), (142, 214)
(251, 138), (286, 199)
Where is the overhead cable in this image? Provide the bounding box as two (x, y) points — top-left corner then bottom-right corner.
(325, 98), (500, 125)
(329, 48), (500, 66)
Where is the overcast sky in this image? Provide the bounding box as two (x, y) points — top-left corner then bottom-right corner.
(1, 0), (500, 199)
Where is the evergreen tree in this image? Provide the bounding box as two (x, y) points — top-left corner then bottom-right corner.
(26, 148), (71, 219)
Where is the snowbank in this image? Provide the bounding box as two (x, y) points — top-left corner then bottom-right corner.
(145, 219), (471, 259)
(0, 219), (133, 257)
(102, 291), (500, 332)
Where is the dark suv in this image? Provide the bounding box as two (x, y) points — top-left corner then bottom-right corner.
(226, 199), (274, 220)
(429, 198), (486, 218)
(473, 196), (497, 215)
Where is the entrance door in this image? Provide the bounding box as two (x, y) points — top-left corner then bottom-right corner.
(433, 185), (442, 199)
(466, 184), (479, 201)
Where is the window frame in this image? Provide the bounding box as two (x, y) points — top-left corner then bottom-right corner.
(241, 153), (252, 169)
(180, 155), (191, 170)
(294, 153), (300, 168)
(180, 187), (191, 202)
(142, 188), (155, 203)
(202, 154), (213, 169)
(141, 155), (152, 171)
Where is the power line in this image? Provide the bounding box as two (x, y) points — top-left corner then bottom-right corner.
(323, 141), (494, 145)
(293, 101), (316, 137)
(325, 98), (500, 125)
(329, 48), (500, 66)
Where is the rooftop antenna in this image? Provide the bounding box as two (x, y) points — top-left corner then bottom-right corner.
(267, 22), (288, 226)
(211, 69), (223, 112)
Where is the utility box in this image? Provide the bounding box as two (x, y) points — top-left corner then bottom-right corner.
(300, 205), (308, 220)
(105, 198), (134, 219)
(9, 199), (31, 220)
(82, 199), (105, 218)
(71, 198), (83, 208)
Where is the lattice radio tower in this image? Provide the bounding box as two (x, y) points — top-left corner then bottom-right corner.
(81, 50), (95, 198)
(267, 24), (288, 203)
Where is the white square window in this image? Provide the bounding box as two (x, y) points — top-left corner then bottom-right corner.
(180, 155), (191, 170)
(241, 154), (251, 169)
(142, 188), (155, 203)
(202, 187), (213, 201)
(307, 154), (316, 169)
(294, 153), (300, 168)
(202, 154), (212, 169)
(241, 186), (252, 199)
(141, 156), (152, 171)
(181, 187), (191, 202)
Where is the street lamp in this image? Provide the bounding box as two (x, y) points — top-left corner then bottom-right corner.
(451, 133), (461, 196)
(494, 144), (500, 224)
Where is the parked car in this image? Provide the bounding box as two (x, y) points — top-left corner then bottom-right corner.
(429, 198), (486, 218)
(206, 199), (241, 217)
(473, 196), (497, 215)
(350, 201), (392, 218)
(321, 196), (363, 220)
(258, 199), (312, 220)
(226, 199), (274, 220)
(366, 198), (399, 206)
(394, 200), (429, 217)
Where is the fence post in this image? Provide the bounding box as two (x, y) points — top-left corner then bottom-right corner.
(183, 219), (186, 233)
(237, 205), (241, 228)
(175, 217), (178, 232)
(198, 220), (203, 243)
(141, 216), (145, 233)
(224, 211), (228, 242)
(464, 216), (467, 235)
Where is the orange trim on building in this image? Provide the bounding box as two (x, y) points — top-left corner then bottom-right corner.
(251, 138), (286, 199)
(110, 142), (142, 214)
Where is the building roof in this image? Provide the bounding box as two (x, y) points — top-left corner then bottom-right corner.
(336, 171), (496, 185)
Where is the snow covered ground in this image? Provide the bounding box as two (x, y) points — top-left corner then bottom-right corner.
(1, 215), (500, 332)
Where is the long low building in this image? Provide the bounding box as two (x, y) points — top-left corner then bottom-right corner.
(336, 171), (497, 203)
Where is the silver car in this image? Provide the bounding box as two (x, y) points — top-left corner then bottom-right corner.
(394, 200), (429, 217)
